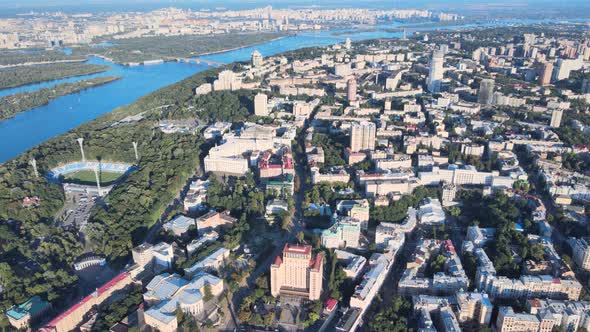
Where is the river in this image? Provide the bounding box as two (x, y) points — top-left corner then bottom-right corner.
(0, 18), (585, 163)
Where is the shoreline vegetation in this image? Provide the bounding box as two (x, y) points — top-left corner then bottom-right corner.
(0, 63), (111, 89)
(0, 49), (85, 67)
(0, 75), (121, 121)
(73, 32), (290, 65)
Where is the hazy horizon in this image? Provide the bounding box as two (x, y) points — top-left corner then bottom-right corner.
(1, 0), (590, 19)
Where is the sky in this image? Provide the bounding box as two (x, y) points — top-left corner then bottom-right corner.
(0, 0), (589, 18)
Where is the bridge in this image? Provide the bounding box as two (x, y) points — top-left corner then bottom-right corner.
(178, 58), (225, 67)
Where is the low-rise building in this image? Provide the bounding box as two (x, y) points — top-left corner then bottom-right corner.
(144, 272), (224, 332)
(6, 296), (51, 330)
(184, 247), (230, 277)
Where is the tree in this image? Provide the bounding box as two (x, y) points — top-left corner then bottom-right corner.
(203, 283), (213, 302)
(296, 231), (305, 243)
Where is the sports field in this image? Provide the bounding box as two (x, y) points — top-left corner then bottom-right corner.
(63, 170), (122, 186)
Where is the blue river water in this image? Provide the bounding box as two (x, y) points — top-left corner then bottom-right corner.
(0, 18), (586, 163)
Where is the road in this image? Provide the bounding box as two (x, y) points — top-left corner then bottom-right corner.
(222, 110), (318, 331)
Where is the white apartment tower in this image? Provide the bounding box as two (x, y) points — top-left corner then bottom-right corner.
(427, 50), (445, 93)
(254, 93), (269, 116)
(550, 109), (563, 128)
(251, 50), (263, 68)
(350, 121), (376, 152)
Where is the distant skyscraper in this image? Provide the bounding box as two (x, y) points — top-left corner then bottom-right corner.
(478, 79), (495, 105)
(550, 109), (563, 128)
(350, 121), (376, 152)
(270, 244), (324, 300)
(538, 62), (554, 86)
(347, 78), (357, 102)
(427, 50), (444, 93)
(251, 50), (263, 68)
(254, 93), (268, 116)
(345, 38), (351, 50)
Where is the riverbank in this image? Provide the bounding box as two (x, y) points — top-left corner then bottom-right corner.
(0, 63), (110, 89)
(73, 32), (289, 65)
(192, 35), (291, 58)
(0, 75), (121, 121)
(0, 58), (87, 69)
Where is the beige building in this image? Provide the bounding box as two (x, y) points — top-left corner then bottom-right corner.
(550, 109), (563, 128)
(40, 273), (135, 332)
(347, 78), (357, 102)
(539, 62), (553, 86)
(196, 210), (237, 234)
(496, 306), (555, 332)
(350, 121), (376, 152)
(496, 307), (540, 332)
(213, 70), (242, 91)
(270, 244), (324, 301)
(455, 292), (493, 326)
(254, 93), (269, 116)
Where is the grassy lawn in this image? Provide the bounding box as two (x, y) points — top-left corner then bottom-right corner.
(63, 170), (123, 186)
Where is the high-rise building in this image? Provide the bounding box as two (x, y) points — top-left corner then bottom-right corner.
(254, 93), (268, 116)
(478, 79), (495, 105)
(251, 50), (263, 68)
(345, 38), (351, 50)
(350, 121), (376, 152)
(538, 62), (554, 86)
(347, 78), (357, 102)
(552, 58), (584, 81)
(213, 70), (241, 91)
(550, 109), (563, 128)
(270, 244), (324, 300)
(427, 50), (445, 93)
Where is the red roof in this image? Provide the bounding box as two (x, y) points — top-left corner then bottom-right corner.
(325, 298), (338, 311)
(273, 256), (283, 266)
(528, 299), (542, 307)
(44, 272), (129, 328)
(284, 243), (312, 255)
(310, 252), (324, 271)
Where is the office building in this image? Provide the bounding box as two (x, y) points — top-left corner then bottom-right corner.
(550, 109), (563, 128)
(478, 79), (495, 105)
(427, 50), (445, 93)
(270, 244), (324, 301)
(254, 93), (269, 116)
(347, 78), (357, 102)
(350, 121), (376, 152)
